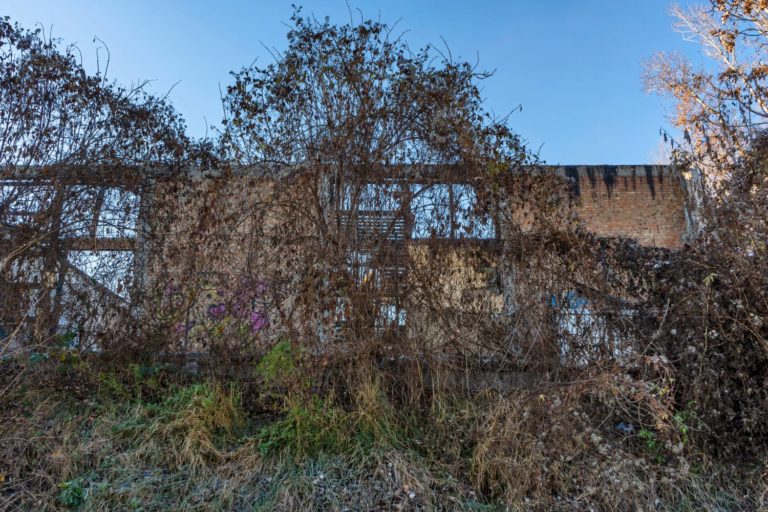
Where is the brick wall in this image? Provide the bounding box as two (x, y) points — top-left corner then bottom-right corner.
(555, 165), (687, 249)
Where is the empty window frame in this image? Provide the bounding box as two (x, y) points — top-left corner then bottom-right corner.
(1, 182), (139, 238)
(410, 183), (496, 240)
(341, 182), (407, 243)
(0, 181), (54, 225)
(61, 186), (139, 239)
(67, 250), (135, 300)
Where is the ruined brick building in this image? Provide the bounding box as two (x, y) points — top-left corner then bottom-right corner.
(1, 164), (694, 351)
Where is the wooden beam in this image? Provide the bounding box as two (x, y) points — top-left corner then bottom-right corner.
(63, 237), (136, 252)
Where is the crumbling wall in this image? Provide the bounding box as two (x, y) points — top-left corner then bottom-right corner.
(558, 166), (687, 248)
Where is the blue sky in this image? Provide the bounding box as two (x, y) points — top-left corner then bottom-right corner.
(5, 1), (706, 164)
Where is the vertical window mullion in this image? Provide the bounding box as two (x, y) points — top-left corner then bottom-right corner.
(448, 183), (455, 239)
(89, 187), (106, 239)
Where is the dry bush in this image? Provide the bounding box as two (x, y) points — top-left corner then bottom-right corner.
(634, 196), (768, 458)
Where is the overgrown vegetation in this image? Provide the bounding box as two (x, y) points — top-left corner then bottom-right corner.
(2, 2), (768, 510)
(1, 356), (761, 511)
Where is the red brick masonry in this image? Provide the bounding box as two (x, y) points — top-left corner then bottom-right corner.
(553, 165), (687, 249)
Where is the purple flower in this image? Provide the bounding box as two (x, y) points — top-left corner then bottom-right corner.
(249, 310), (268, 333)
(208, 303), (227, 320)
(174, 320), (196, 336)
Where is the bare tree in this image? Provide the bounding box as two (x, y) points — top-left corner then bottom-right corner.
(645, 1), (768, 195)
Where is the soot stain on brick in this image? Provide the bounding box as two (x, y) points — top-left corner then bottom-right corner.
(585, 166), (597, 191)
(603, 167), (617, 198)
(565, 167), (580, 197)
(644, 166), (657, 200)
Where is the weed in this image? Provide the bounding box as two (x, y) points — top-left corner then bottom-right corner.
(257, 339), (298, 388)
(254, 396), (354, 458)
(58, 478), (86, 509)
(638, 428), (665, 462)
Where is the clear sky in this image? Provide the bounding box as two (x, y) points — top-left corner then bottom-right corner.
(4, 1), (706, 164)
